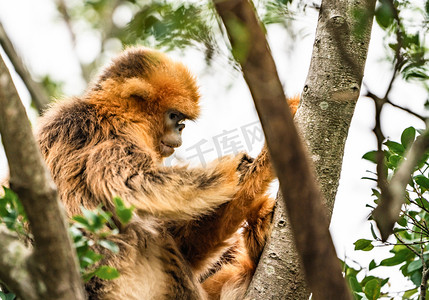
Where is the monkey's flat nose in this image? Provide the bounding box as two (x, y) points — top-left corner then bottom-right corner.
(177, 123), (185, 132)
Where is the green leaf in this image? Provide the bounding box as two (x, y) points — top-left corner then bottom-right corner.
(94, 265), (120, 280)
(81, 251), (103, 268)
(72, 215), (90, 227)
(362, 151), (378, 164)
(370, 223), (379, 239)
(375, 0), (394, 29)
(361, 276), (377, 287)
(0, 293), (15, 300)
(364, 279), (381, 300)
(415, 197), (429, 211)
(401, 127), (416, 148)
(354, 239), (374, 251)
(369, 259), (377, 271)
(349, 276), (363, 293)
(380, 251), (408, 266)
(113, 197), (134, 225)
(387, 154), (401, 169)
(402, 288), (418, 299)
(98, 240), (119, 253)
(82, 270), (97, 282)
(384, 141), (405, 155)
(407, 259), (422, 273)
(410, 269), (422, 286)
(371, 189), (381, 198)
(355, 292), (368, 300)
(81, 206), (98, 226)
(397, 215), (407, 227)
(414, 175), (429, 190)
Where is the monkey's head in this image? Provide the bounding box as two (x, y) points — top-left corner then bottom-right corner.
(89, 47), (201, 158)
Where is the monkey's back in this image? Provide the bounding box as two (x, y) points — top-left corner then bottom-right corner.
(36, 98), (207, 299)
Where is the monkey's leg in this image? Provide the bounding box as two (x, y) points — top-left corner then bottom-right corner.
(201, 195), (275, 300)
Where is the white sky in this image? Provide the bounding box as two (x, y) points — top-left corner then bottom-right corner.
(0, 0), (428, 295)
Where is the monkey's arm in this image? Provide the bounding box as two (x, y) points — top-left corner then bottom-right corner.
(171, 146), (275, 274)
(84, 139), (240, 221)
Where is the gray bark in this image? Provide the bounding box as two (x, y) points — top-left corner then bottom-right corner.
(245, 196), (308, 299)
(0, 53), (85, 300)
(296, 0), (376, 219)
(215, 0), (377, 298)
(0, 225), (37, 300)
(213, 0), (352, 299)
(250, 0), (377, 297)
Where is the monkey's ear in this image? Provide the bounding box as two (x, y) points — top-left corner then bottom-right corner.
(121, 78), (156, 101)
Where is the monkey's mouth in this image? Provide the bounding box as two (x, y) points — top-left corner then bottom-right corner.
(160, 141), (177, 157)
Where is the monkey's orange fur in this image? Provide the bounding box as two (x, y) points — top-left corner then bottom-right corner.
(36, 47), (299, 299)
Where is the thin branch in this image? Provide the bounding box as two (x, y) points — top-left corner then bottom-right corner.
(382, 0), (404, 101)
(0, 225), (36, 300)
(386, 99), (427, 122)
(394, 233), (421, 256)
(0, 53), (85, 299)
(373, 126), (429, 240)
(212, 0), (352, 299)
(0, 22), (50, 114)
(420, 236), (429, 300)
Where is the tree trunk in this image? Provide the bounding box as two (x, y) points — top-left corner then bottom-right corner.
(213, 0), (353, 299)
(0, 53), (85, 300)
(245, 195), (309, 299)
(296, 0), (377, 218)
(247, 0), (377, 297)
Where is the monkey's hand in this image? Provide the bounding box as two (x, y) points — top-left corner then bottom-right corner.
(237, 145), (275, 185)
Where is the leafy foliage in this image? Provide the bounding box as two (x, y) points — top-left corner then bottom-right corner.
(48, 0), (302, 81)
(125, 1), (218, 57)
(71, 205), (123, 282)
(0, 187), (134, 295)
(0, 187), (27, 236)
(40, 75), (64, 99)
(373, 0), (429, 84)
(0, 292), (15, 300)
(70, 200), (134, 281)
(351, 127), (429, 299)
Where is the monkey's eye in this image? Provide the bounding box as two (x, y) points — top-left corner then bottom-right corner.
(169, 112), (179, 121)
(169, 111), (186, 122)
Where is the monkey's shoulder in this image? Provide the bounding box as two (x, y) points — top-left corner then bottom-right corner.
(38, 98), (123, 151)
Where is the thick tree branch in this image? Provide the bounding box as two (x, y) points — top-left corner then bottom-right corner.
(0, 225), (36, 300)
(297, 0), (376, 218)
(0, 53), (85, 299)
(0, 22), (50, 114)
(212, 0), (351, 299)
(247, 194), (309, 298)
(373, 126), (429, 240)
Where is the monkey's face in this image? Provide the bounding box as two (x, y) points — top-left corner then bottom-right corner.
(158, 110), (187, 157)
